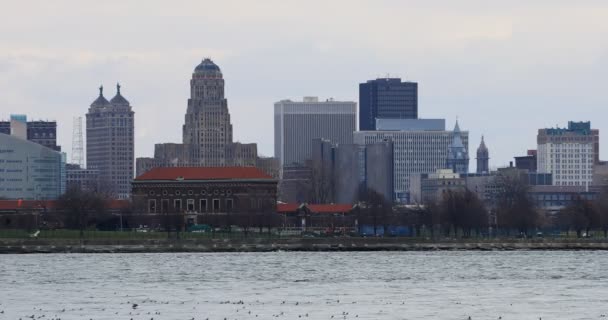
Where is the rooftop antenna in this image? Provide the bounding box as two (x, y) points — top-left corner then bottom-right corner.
(71, 116), (84, 168)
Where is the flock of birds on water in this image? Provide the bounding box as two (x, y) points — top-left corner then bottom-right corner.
(0, 298), (577, 320)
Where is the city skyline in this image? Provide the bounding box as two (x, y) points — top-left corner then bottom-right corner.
(2, 1), (608, 172)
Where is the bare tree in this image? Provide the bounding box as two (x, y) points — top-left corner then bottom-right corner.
(57, 187), (108, 238)
(494, 174), (539, 236)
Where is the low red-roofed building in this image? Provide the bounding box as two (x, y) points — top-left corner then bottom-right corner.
(277, 203), (358, 234)
(131, 167), (278, 226)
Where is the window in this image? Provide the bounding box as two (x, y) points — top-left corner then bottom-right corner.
(175, 190), (181, 196)
(213, 199), (220, 211)
(201, 190), (207, 196)
(188, 190), (194, 195)
(187, 199), (195, 212)
(226, 199), (233, 211)
(162, 190), (168, 196)
(200, 199), (207, 212)
(174, 199), (182, 212)
(148, 199), (156, 213)
(149, 190), (155, 196)
(161, 199), (169, 213)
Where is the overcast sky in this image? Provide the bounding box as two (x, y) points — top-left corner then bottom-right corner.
(1, 0), (608, 171)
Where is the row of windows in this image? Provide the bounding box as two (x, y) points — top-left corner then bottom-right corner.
(148, 198), (232, 213)
(149, 189), (233, 196)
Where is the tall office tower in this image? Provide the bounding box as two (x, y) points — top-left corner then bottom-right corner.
(0, 115), (61, 151)
(476, 136), (489, 174)
(183, 58), (233, 166)
(86, 84), (134, 199)
(446, 121), (469, 175)
(355, 119), (468, 203)
(537, 121), (598, 187)
(274, 97), (356, 170)
(359, 78), (418, 131)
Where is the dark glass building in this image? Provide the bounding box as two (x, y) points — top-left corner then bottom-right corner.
(359, 78), (418, 131)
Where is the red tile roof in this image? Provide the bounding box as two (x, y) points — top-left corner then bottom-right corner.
(0, 199), (129, 211)
(135, 167), (273, 181)
(0, 200), (56, 210)
(277, 203), (354, 214)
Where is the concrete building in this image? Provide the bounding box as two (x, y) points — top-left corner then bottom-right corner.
(0, 130), (66, 200)
(359, 78), (418, 131)
(278, 164), (312, 203)
(363, 140), (394, 202)
(0, 115), (61, 151)
(183, 59), (234, 166)
(333, 144), (360, 204)
(86, 84), (134, 199)
(515, 150), (537, 172)
(66, 163), (100, 192)
(537, 121), (598, 187)
(354, 120), (468, 203)
(476, 136), (489, 174)
(225, 142), (257, 167)
(274, 97), (356, 169)
(410, 169), (466, 204)
(256, 156), (280, 179)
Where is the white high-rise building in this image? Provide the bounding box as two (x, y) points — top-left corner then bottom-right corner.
(537, 121), (598, 187)
(274, 97), (356, 169)
(354, 120), (468, 203)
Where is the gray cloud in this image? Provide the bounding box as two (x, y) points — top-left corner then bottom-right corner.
(1, 0), (608, 170)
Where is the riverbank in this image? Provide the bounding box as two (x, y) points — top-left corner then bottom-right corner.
(2, 237), (608, 253)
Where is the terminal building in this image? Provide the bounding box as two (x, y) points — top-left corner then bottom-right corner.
(0, 121), (66, 200)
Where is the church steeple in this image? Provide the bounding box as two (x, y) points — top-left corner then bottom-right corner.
(446, 120), (469, 174)
(476, 135), (489, 173)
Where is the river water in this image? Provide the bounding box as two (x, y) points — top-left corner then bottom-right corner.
(0, 251), (607, 319)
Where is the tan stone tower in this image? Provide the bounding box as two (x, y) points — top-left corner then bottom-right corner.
(183, 58), (234, 166)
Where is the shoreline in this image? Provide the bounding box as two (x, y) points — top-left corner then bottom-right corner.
(2, 238), (608, 253)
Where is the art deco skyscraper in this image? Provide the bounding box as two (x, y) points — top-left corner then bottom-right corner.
(86, 84), (134, 199)
(183, 58), (234, 166)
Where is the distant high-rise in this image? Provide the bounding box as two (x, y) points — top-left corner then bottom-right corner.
(359, 78), (418, 131)
(274, 97), (356, 170)
(183, 58), (233, 166)
(0, 115), (61, 151)
(355, 119), (468, 203)
(476, 136), (489, 174)
(136, 58), (258, 177)
(86, 84), (134, 199)
(537, 121), (598, 187)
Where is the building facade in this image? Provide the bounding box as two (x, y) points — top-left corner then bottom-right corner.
(410, 169), (466, 204)
(86, 84), (134, 199)
(476, 136), (489, 174)
(0, 132), (66, 200)
(137, 58), (258, 176)
(354, 121), (468, 203)
(183, 58), (234, 167)
(359, 78), (418, 131)
(66, 163), (100, 193)
(446, 121), (470, 175)
(132, 167), (277, 217)
(0, 115), (61, 151)
(274, 97), (356, 169)
(515, 150), (537, 172)
(537, 121), (598, 187)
